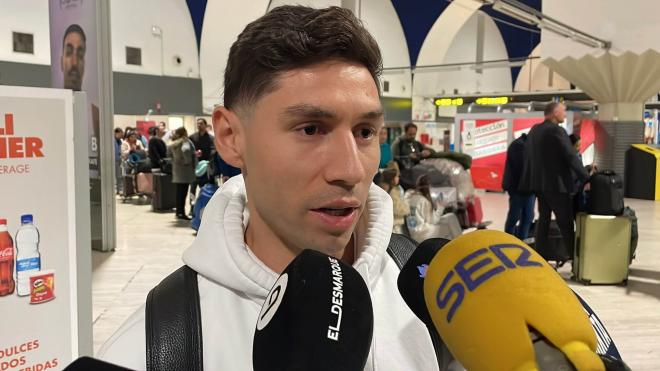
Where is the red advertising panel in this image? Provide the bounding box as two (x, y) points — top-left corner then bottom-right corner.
(461, 118), (509, 191)
(512, 117), (543, 138)
(135, 121), (156, 139)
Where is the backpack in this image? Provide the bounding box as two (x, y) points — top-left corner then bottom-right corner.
(145, 234), (451, 371)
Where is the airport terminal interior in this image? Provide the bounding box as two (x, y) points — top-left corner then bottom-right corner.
(1, 0), (660, 370)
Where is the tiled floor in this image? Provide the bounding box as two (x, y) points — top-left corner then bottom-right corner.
(92, 193), (660, 369)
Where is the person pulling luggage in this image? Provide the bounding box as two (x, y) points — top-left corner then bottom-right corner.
(521, 102), (588, 262)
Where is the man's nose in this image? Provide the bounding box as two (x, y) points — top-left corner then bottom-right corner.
(324, 131), (366, 187)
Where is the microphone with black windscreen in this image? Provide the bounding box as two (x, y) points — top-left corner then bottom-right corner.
(252, 249), (373, 371)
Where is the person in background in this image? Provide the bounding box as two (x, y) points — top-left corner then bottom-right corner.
(569, 133), (591, 218)
(114, 127), (124, 194)
(521, 102), (588, 260)
(391, 122), (434, 169)
(404, 174), (445, 242)
(378, 168), (409, 233)
(168, 127), (197, 220)
(190, 118), (215, 194)
(148, 125), (167, 170)
(378, 127), (392, 169)
(121, 130), (145, 160)
(160, 121), (173, 143)
(502, 133), (535, 240)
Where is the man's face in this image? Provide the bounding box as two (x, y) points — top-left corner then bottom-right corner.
(114, 130), (123, 140)
(61, 31), (85, 91)
(553, 104), (567, 123)
(405, 127), (417, 141)
(197, 120), (207, 133)
(378, 127), (387, 145)
(157, 123), (166, 136)
(234, 61), (383, 256)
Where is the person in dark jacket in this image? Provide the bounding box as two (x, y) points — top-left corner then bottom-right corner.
(390, 123), (434, 169)
(147, 125), (167, 170)
(502, 133), (535, 240)
(521, 102), (589, 259)
(168, 127), (197, 220)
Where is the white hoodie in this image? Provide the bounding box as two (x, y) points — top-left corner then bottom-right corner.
(98, 176), (440, 371)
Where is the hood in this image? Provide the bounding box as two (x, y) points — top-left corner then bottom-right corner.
(182, 175), (394, 299)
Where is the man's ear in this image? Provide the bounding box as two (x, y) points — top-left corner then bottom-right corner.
(212, 106), (245, 169)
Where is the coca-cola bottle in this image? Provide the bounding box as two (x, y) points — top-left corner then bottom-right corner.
(0, 218), (15, 296)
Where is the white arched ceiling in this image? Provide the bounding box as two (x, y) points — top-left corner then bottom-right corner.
(414, 6), (512, 98)
(514, 45), (570, 92)
(361, 0), (412, 98)
(200, 0), (269, 113)
(201, 0), (412, 112)
(111, 0), (199, 78)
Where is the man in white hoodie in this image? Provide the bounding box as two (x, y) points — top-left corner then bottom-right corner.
(99, 5), (443, 370)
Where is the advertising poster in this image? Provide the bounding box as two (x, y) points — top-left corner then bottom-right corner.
(49, 0), (99, 178)
(460, 118), (509, 191)
(512, 117), (543, 139)
(49, 0), (111, 251)
(0, 87), (85, 370)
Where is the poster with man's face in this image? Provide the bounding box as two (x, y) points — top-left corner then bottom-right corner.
(49, 0), (99, 179)
(61, 25), (86, 91)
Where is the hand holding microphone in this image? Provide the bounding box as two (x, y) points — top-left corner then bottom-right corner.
(252, 249), (373, 371)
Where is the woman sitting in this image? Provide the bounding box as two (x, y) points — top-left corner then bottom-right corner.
(404, 175), (447, 242)
(378, 168), (410, 233)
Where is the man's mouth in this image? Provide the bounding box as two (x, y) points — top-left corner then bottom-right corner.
(315, 207), (356, 217)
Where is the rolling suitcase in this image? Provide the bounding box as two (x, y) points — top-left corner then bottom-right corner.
(466, 195), (483, 225)
(152, 172), (176, 211)
(136, 172), (153, 195)
(121, 175), (135, 200)
(587, 171), (624, 215)
(573, 213), (631, 285)
(531, 220), (568, 266)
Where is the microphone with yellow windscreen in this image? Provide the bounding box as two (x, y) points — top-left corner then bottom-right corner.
(423, 229), (604, 371)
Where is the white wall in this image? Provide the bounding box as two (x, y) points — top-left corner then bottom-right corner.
(110, 0), (200, 78)
(414, 10), (512, 97)
(0, 0), (50, 65)
(542, 0), (660, 59)
(361, 0), (412, 98)
(199, 0), (269, 112)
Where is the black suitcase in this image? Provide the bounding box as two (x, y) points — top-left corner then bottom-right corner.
(587, 170), (624, 215)
(152, 172), (176, 212)
(121, 175), (136, 200)
(529, 220), (568, 266)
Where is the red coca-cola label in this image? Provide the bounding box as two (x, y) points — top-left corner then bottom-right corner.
(0, 247), (13, 260)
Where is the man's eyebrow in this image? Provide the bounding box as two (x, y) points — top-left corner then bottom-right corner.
(360, 108), (384, 120)
(281, 104), (337, 119)
(281, 104), (384, 121)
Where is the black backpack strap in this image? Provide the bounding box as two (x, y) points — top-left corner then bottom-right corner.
(387, 233), (454, 371)
(146, 265), (203, 371)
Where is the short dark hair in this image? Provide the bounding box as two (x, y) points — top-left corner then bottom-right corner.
(62, 24), (86, 47)
(544, 102), (561, 116)
(223, 6), (382, 111)
(175, 127), (188, 138)
(148, 126), (158, 136)
(404, 123), (417, 132)
(114, 127), (123, 134)
(569, 133), (581, 145)
(197, 118), (208, 125)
